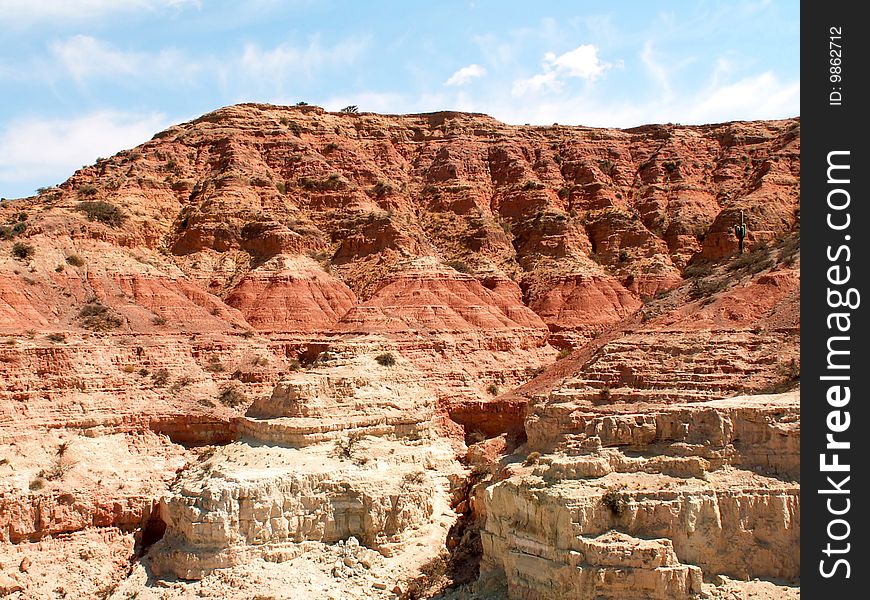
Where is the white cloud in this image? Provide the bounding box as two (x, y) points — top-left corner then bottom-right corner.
(686, 72), (799, 124)
(3, 34), (366, 93)
(640, 40), (671, 98)
(511, 71), (558, 95)
(444, 64), (487, 86)
(50, 35), (139, 82)
(543, 45), (608, 79)
(495, 69), (798, 127)
(512, 44), (613, 96)
(45, 35), (203, 85)
(472, 33), (517, 70)
(236, 36), (369, 83)
(0, 0), (200, 23)
(0, 111), (169, 194)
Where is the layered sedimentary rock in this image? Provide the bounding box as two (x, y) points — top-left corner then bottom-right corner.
(0, 105), (800, 598)
(479, 391), (799, 599)
(149, 340), (465, 581)
(225, 256), (357, 333)
(150, 438), (456, 579)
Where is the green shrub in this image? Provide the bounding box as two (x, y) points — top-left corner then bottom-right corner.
(370, 180), (394, 196)
(339, 105), (359, 114)
(77, 184), (98, 197)
(598, 386), (611, 402)
(151, 368), (169, 387)
(170, 376), (194, 392)
(65, 254), (85, 267)
(486, 383), (499, 396)
(728, 247), (775, 274)
(78, 301), (122, 330)
(46, 333), (67, 343)
(525, 365), (546, 378)
(75, 201), (126, 227)
(299, 173), (349, 192)
(218, 383), (247, 407)
(683, 261), (713, 278)
(662, 160), (679, 173)
(688, 277), (730, 300)
(556, 348), (572, 360)
(332, 432), (362, 460)
(375, 352), (397, 367)
(11, 242), (34, 260)
(598, 159), (616, 175)
(447, 259), (470, 273)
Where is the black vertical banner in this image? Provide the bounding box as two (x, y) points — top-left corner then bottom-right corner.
(802, 3), (869, 597)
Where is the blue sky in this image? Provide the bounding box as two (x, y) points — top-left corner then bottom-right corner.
(0, 0), (799, 200)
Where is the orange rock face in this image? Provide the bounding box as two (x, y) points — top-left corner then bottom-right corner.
(0, 105), (799, 598)
(225, 259), (358, 333)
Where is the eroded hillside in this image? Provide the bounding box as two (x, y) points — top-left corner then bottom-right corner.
(0, 104), (799, 599)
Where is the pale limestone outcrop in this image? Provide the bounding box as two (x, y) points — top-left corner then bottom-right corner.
(479, 529), (702, 600)
(527, 391), (800, 480)
(239, 338), (442, 445)
(150, 340), (465, 580)
(478, 391), (800, 599)
(149, 438), (459, 579)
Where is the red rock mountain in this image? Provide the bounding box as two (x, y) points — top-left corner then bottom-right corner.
(0, 105), (799, 599)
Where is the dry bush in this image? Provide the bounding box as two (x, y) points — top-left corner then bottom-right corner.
(78, 301), (122, 330)
(375, 352), (396, 366)
(11, 242), (34, 260)
(75, 200), (126, 227)
(217, 383), (247, 407)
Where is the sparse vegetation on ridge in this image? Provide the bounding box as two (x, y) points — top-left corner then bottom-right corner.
(11, 242), (34, 260)
(77, 300), (122, 331)
(75, 200), (126, 227)
(375, 352), (397, 367)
